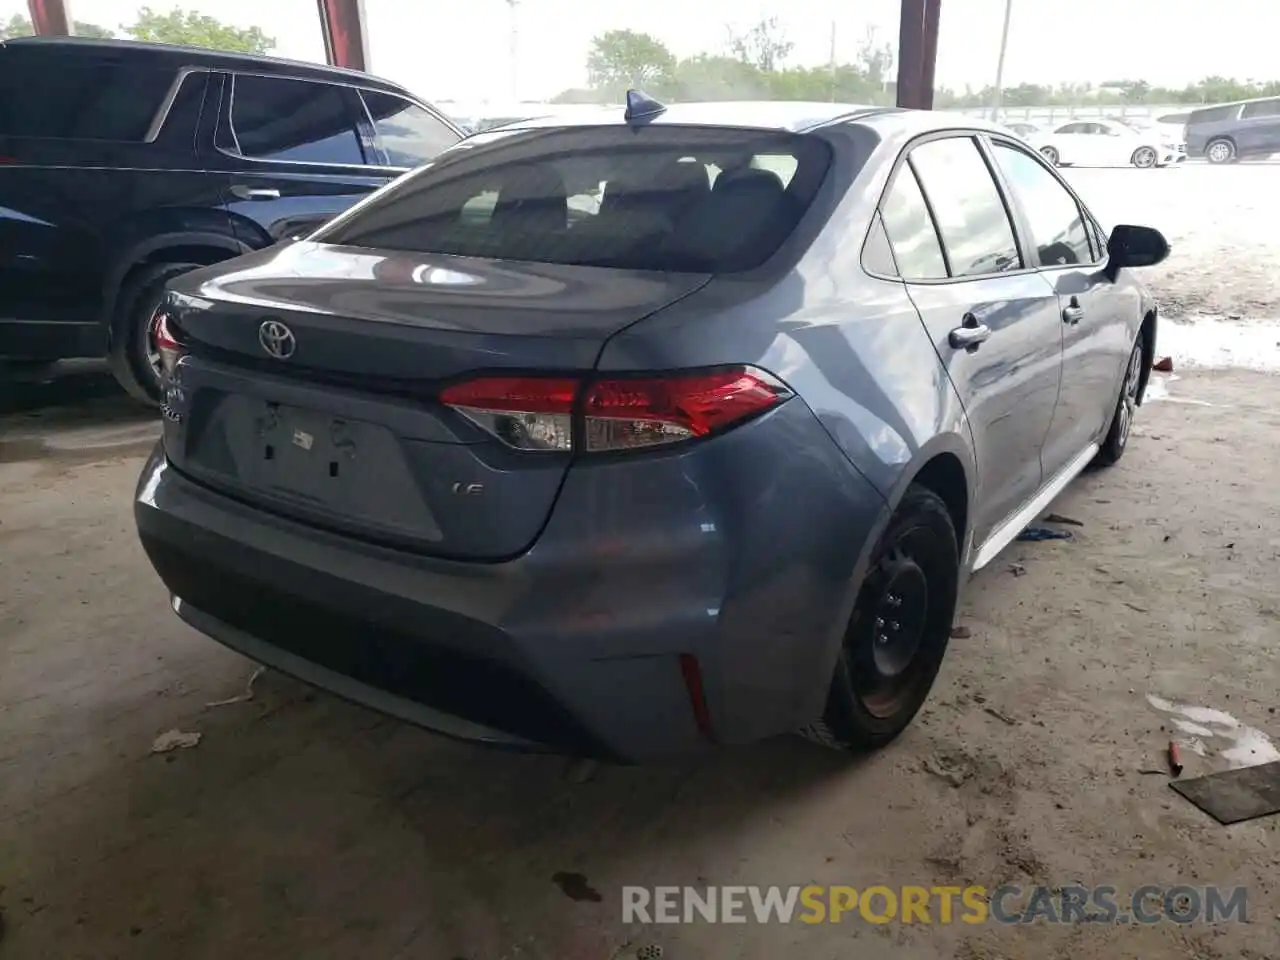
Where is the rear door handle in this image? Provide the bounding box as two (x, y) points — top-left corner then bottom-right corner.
(1063, 296), (1084, 325)
(230, 185), (281, 201)
(949, 314), (991, 351)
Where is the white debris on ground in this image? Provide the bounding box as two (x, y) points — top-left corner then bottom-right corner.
(150, 729), (202, 754)
(1063, 163), (1280, 371)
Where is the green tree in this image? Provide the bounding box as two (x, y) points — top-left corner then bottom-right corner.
(1, 14), (114, 39)
(672, 54), (767, 100)
(585, 29), (676, 99)
(727, 17), (793, 72)
(123, 6), (275, 54)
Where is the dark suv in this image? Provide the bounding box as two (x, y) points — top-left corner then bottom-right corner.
(1184, 96), (1280, 163)
(0, 37), (461, 400)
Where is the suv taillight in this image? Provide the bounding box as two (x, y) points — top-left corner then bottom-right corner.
(151, 308), (187, 377)
(439, 366), (792, 453)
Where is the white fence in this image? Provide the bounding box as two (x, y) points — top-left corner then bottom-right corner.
(965, 104), (1195, 124)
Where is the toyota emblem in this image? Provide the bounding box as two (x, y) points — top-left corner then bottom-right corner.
(258, 319), (296, 359)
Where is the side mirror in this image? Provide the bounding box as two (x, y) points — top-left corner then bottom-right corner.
(1106, 224), (1169, 278)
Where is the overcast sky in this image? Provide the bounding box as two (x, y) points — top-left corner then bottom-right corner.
(4, 0), (1276, 102)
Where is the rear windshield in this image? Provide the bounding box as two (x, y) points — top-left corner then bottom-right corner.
(313, 125), (833, 273)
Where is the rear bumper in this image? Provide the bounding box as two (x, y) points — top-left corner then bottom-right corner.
(135, 401), (887, 761)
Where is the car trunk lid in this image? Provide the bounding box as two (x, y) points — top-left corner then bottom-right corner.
(162, 241), (710, 559)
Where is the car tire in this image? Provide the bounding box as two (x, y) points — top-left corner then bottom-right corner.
(107, 262), (203, 405)
(1130, 146), (1158, 168)
(1093, 337), (1145, 468)
(1039, 146), (1059, 166)
(1205, 138), (1236, 164)
(800, 484), (959, 752)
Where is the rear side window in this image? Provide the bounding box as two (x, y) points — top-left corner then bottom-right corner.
(314, 126), (834, 273)
(1189, 104), (1240, 124)
(880, 165), (947, 280)
(909, 137), (1022, 277)
(989, 143), (1092, 266)
(1241, 99), (1280, 119)
(360, 90), (458, 168)
(230, 74), (365, 165)
(0, 59), (174, 141)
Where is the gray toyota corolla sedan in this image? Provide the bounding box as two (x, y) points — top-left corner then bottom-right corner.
(135, 95), (1169, 761)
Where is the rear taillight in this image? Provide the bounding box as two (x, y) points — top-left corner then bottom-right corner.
(151, 308), (186, 377)
(439, 366), (791, 454)
(438, 375), (577, 451)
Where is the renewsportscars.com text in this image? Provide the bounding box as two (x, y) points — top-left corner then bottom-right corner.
(622, 885), (1248, 925)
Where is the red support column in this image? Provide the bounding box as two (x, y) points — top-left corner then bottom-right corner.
(896, 0), (941, 110)
(896, 0), (923, 109)
(919, 0), (941, 110)
(28, 0), (72, 35)
(317, 0), (370, 72)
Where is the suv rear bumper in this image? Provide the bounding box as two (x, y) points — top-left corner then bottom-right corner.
(134, 401), (886, 761)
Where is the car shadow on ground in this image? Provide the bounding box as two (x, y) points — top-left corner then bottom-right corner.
(0, 361), (159, 464)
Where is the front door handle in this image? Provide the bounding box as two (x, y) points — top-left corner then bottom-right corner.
(230, 185), (281, 201)
(949, 314), (991, 351)
(1063, 296), (1084, 325)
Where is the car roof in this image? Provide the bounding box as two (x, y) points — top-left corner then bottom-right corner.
(492, 100), (902, 133)
(0, 36), (407, 93)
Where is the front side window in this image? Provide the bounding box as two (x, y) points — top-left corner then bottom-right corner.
(360, 90), (459, 168)
(314, 126), (835, 273)
(879, 165), (947, 280)
(990, 142), (1092, 267)
(1055, 122), (1089, 135)
(0, 60), (174, 140)
(230, 75), (365, 165)
(908, 137), (1022, 278)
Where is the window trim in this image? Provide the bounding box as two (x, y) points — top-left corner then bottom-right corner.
(864, 129), (1035, 286)
(357, 88), (461, 171)
(982, 133), (1109, 271)
(218, 70), (461, 173)
(144, 67), (210, 142)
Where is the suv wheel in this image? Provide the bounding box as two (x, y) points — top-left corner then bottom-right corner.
(800, 484), (959, 751)
(108, 262), (203, 404)
(1206, 139), (1236, 164)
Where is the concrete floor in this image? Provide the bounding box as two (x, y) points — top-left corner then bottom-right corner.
(2, 364), (1279, 960)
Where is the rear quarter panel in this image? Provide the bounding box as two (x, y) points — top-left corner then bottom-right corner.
(597, 121), (976, 520)
(595, 121), (978, 718)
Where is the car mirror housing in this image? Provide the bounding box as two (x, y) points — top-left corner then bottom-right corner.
(1107, 224), (1170, 276)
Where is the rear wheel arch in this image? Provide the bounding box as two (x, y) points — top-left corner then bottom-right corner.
(102, 232), (251, 331)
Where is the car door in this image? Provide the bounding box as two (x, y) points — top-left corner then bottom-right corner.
(881, 134), (1064, 547)
(985, 136), (1139, 479)
(1094, 121), (1133, 166)
(1051, 122), (1092, 164)
(1235, 98), (1280, 158)
(204, 71), (395, 246)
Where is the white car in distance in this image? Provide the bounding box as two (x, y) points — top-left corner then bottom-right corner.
(1031, 118), (1184, 168)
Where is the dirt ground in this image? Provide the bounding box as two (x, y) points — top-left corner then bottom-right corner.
(3, 165), (1280, 960)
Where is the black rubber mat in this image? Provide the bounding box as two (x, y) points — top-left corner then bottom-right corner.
(1170, 761), (1280, 825)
